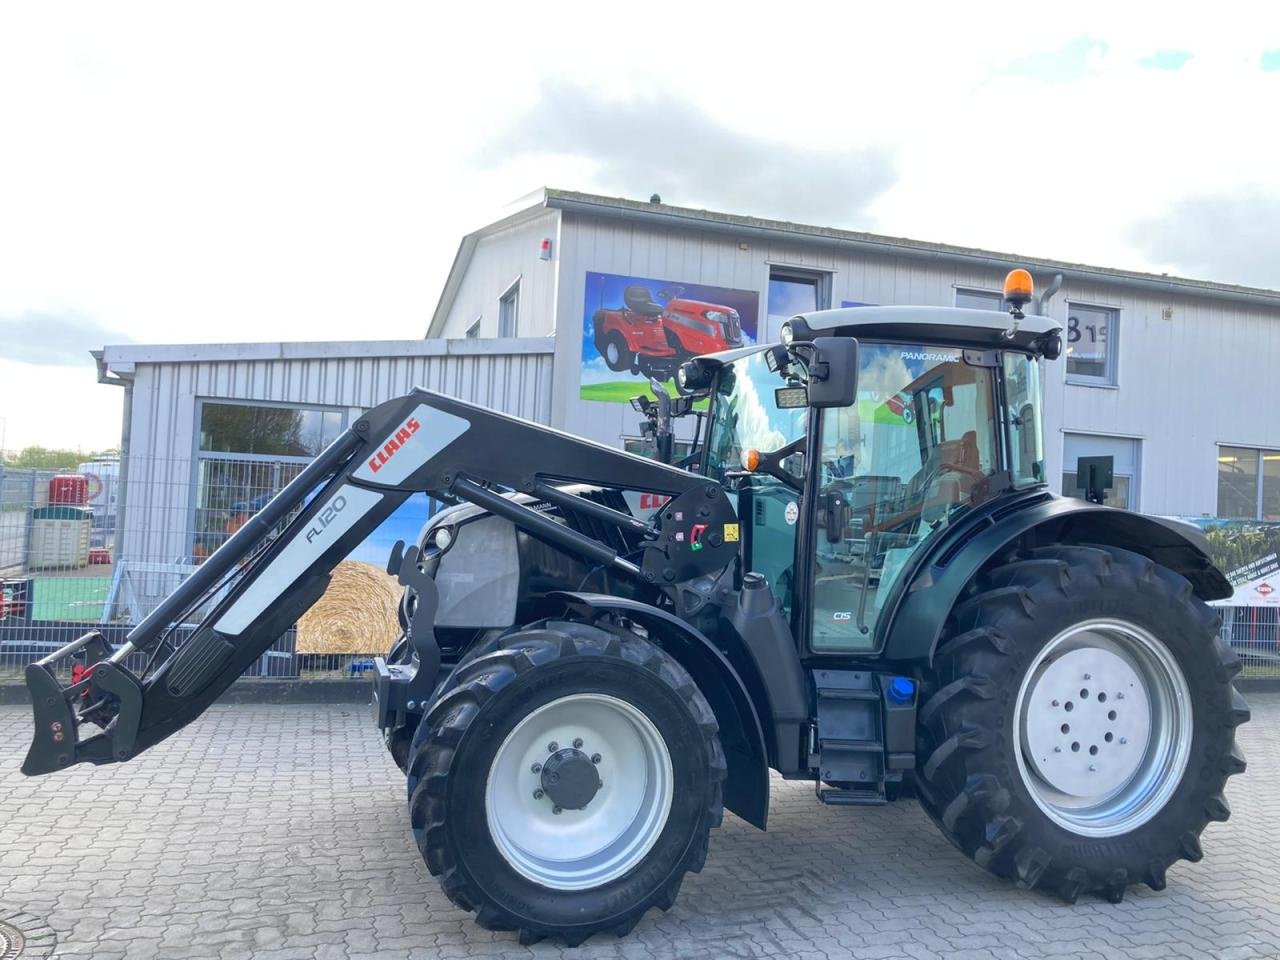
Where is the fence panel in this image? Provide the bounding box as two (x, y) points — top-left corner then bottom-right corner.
(1, 455), (408, 683)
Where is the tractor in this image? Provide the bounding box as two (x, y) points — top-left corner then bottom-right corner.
(22, 270), (1249, 946)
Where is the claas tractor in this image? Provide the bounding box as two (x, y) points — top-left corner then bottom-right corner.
(22, 271), (1249, 946)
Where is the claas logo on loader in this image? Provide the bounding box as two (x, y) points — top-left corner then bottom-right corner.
(368, 416), (422, 474)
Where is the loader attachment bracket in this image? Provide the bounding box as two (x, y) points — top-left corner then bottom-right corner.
(22, 631), (142, 775)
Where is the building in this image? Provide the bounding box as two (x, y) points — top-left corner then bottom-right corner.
(96, 187), (1280, 578)
(427, 188), (1280, 519)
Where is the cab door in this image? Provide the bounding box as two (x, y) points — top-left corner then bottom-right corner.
(804, 343), (1001, 652)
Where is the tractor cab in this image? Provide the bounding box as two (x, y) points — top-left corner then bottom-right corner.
(686, 271), (1062, 654)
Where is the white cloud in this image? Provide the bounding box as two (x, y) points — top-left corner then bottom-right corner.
(2, 2), (1279, 450)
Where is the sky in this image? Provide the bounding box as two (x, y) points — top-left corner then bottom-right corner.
(1, 2), (1278, 452)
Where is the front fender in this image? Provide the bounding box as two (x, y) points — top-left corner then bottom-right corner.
(551, 591), (771, 830)
(881, 494), (1232, 665)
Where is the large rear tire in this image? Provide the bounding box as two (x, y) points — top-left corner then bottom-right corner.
(407, 619), (724, 945)
(916, 544), (1249, 902)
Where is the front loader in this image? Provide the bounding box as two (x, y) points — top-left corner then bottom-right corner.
(22, 271), (1249, 946)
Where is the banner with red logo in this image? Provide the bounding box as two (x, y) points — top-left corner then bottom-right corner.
(1178, 519), (1280, 606)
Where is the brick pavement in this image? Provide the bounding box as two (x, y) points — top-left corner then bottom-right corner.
(1, 695), (1277, 960)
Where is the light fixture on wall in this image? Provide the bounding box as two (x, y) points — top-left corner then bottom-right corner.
(539, 238), (552, 261)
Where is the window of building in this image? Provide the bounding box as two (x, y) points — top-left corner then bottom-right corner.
(955, 288), (1005, 311)
(1218, 446), (1280, 520)
(198, 402), (345, 458)
(193, 401), (346, 561)
(498, 280), (520, 337)
(1062, 434), (1140, 509)
(465, 317), (481, 339)
(1065, 303), (1119, 385)
(767, 268), (830, 341)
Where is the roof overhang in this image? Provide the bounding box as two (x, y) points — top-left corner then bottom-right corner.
(543, 190), (1280, 312)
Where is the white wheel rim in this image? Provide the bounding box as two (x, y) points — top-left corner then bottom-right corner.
(606, 342), (620, 365)
(485, 694), (674, 890)
(1014, 619), (1193, 838)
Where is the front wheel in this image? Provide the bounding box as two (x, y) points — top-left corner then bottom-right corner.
(407, 620), (724, 945)
(916, 544), (1249, 902)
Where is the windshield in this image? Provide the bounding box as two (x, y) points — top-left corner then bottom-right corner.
(704, 350), (808, 482)
(703, 349), (808, 613)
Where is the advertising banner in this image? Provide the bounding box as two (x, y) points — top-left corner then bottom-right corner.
(581, 272), (759, 404)
(1179, 519), (1280, 606)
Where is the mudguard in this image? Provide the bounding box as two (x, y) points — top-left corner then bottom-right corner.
(881, 493), (1232, 665)
(551, 591), (772, 830)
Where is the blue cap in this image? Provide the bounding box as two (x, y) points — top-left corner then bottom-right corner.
(887, 676), (915, 704)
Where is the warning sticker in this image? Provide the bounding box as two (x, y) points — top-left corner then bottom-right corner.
(784, 502), (799, 525)
(723, 523), (740, 543)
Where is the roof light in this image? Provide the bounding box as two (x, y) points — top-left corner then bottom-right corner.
(780, 321), (794, 346)
(1004, 269), (1034, 308)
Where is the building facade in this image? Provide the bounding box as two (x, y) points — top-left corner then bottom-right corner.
(97, 187), (1280, 573)
(429, 189), (1280, 520)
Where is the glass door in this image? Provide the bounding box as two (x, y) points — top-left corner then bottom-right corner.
(808, 343), (1002, 651)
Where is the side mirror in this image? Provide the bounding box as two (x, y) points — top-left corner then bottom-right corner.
(806, 337), (859, 408)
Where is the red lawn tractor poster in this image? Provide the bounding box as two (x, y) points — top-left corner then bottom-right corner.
(580, 272), (759, 403)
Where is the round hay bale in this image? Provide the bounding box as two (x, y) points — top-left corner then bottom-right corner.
(296, 559), (402, 654)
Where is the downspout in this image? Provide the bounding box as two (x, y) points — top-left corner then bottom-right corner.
(1036, 273), (1064, 316)
(93, 349), (133, 572)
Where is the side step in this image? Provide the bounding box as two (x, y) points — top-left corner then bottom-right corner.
(811, 669), (918, 807)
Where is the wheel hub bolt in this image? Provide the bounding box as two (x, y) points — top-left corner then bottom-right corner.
(1051, 699), (1059, 707)
(1117, 693), (1125, 700)
(591, 753), (602, 764)
(547, 741), (558, 752)
(573, 738), (584, 749)
(533, 789), (544, 800)
(1120, 737), (1128, 745)
(552, 805), (563, 815)
(1083, 673), (1091, 681)
(531, 763), (542, 774)
(1053, 746), (1062, 753)
(1088, 764), (1097, 772)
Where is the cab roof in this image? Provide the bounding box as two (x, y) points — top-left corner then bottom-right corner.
(788, 304), (1061, 353)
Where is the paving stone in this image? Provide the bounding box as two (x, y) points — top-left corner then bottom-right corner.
(1, 696), (1277, 959)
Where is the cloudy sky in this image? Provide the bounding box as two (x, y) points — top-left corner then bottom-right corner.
(1, 2), (1278, 452)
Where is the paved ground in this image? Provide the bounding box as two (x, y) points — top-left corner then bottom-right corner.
(1, 695), (1277, 960)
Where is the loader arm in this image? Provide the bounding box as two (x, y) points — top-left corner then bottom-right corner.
(22, 389), (738, 776)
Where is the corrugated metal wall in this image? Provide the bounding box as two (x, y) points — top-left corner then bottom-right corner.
(112, 342), (554, 572)
(549, 210), (1280, 517)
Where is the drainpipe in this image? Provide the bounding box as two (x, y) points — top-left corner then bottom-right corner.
(1036, 273), (1064, 316)
(92, 349), (133, 573)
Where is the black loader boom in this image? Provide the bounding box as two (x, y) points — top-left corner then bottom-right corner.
(22, 388), (737, 776)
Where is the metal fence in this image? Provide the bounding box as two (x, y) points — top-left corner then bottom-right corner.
(2, 454), (1279, 684)
(1, 456), (397, 684)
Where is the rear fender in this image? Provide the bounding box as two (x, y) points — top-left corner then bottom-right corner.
(552, 591), (771, 830)
(881, 495), (1232, 665)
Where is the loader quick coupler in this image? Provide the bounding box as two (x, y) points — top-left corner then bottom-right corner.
(23, 630), (143, 775)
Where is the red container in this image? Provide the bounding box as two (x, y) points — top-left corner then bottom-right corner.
(49, 474), (89, 506)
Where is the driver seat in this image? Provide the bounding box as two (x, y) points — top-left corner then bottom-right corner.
(623, 285), (665, 317)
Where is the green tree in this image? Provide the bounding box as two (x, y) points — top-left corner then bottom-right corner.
(2, 446), (119, 470)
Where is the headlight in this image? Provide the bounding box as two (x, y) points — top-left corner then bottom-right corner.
(780, 321), (794, 346)
(676, 365), (688, 388)
(431, 526), (453, 550)
(704, 310), (729, 324)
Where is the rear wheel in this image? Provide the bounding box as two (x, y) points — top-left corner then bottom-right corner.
(407, 619), (724, 944)
(916, 544), (1249, 902)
